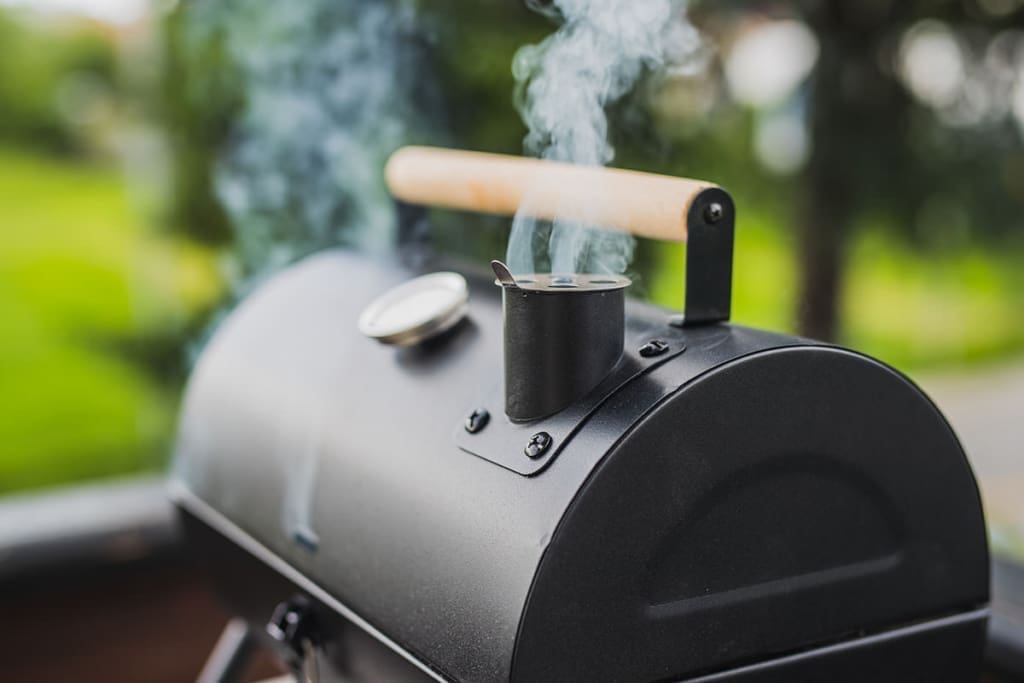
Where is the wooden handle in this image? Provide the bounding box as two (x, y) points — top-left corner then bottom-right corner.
(385, 146), (716, 242)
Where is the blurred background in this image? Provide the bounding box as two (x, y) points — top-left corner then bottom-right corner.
(0, 0), (1021, 681)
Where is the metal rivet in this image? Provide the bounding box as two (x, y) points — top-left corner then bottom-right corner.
(704, 202), (724, 224)
(465, 408), (490, 433)
(524, 432), (553, 458)
(638, 339), (670, 358)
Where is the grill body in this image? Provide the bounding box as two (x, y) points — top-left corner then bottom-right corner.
(173, 248), (988, 682)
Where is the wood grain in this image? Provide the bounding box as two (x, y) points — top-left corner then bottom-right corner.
(385, 146), (716, 242)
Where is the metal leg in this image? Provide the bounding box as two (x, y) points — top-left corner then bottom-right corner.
(197, 618), (257, 683)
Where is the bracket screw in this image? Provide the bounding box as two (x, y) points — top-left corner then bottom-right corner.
(524, 432), (553, 458)
(465, 408), (490, 434)
(266, 598), (316, 674)
(704, 202), (724, 224)
(639, 339), (670, 358)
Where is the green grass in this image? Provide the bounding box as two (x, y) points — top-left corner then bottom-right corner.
(0, 147), (220, 493)
(651, 209), (1024, 372)
(844, 231), (1024, 368)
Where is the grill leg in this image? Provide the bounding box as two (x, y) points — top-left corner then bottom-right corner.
(197, 619), (257, 683)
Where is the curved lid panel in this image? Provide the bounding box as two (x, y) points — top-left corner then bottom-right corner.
(515, 347), (988, 682)
(172, 249), (812, 681)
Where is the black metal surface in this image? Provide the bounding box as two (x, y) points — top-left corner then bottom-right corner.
(989, 557), (1024, 678)
(267, 597), (317, 676)
(682, 609), (988, 683)
(512, 346), (989, 682)
(174, 248), (989, 683)
(173, 250), (807, 681)
(180, 507), (438, 683)
(453, 322), (688, 476)
(682, 187), (735, 325)
(502, 282), (624, 421)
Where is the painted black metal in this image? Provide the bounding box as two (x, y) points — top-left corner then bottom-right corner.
(173, 248), (989, 683)
(501, 185), (733, 422)
(988, 558), (1024, 679)
(454, 325), (687, 476)
(682, 187), (735, 325)
(179, 508), (439, 683)
(502, 281), (624, 421)
(511, 346), (990, 682)
(266, 596), (317, 676)
(680, 609), (989, 683)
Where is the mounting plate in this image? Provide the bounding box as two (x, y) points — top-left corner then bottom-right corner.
(454, 320), (688, 476)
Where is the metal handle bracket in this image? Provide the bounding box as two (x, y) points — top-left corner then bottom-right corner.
(678, 187), (735, 326)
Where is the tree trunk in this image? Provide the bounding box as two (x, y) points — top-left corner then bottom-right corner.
(796, 4), (852, 342)
(796, 164), (848, 342)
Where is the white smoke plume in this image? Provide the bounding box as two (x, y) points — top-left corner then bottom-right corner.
(507, 0), (704, 275)
(185, 0), (440, 286)
(179, 0), (442, 546)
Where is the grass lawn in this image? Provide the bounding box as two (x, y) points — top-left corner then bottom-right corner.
(0, 147), (220, 493)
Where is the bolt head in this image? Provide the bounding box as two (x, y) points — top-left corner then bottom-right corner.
(639, 339), (670, 358)
(524, 431), (553, 458)
(465, 408), (490, 433)
(704, 202), (724, 224)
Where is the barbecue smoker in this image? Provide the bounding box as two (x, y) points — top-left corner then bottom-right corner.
(174, 148), (990, 683)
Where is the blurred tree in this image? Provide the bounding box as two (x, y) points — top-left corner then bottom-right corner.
(794, 2), (916, 341)
(0, 8), (117, 156)
(701, 0), (1024, 340)
(162, 0), (1024, 345)
(159, 0), (547, 262)
(159, 6), (241, 245)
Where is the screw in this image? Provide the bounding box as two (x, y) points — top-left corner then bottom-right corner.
(639, 339), (670, 358)
(704, 202), (724, 224)
(465, 408), (490, 433)
(267, 598), (316, 675)
(524, 432), (553, 458)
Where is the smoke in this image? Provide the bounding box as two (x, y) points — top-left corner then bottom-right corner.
(184, 0), (441, 287)
(507, 0), (704, 275)
(179, 0), (443, 545)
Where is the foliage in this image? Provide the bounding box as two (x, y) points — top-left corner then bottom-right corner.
(3, 0), (1024, 497)
(0, 149), (221, 493)
(0, 9), (117, 155)
(651, 201), (1024, 370)
(159, 5), (241, 245)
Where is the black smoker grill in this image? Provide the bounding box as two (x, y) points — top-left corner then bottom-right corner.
(174, 148), (990, 683)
